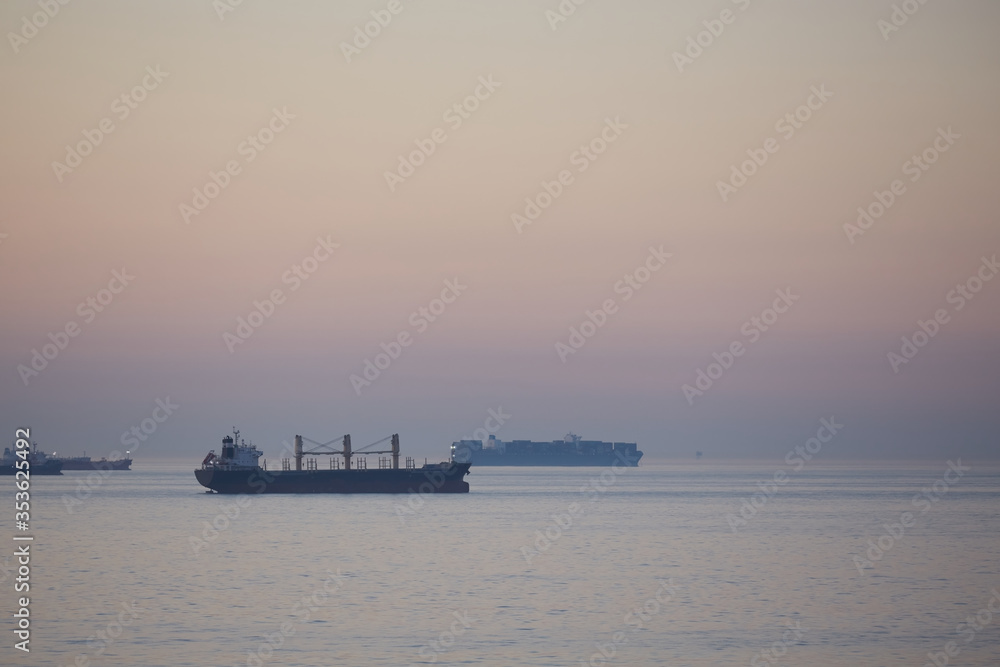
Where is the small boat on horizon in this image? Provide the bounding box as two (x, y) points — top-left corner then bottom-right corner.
(51, 451), (132, 471)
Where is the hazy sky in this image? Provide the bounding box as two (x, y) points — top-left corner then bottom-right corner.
(2, 0), (998, 462)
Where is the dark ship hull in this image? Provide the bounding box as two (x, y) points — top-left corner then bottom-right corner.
(195, 462), (471, 494)
(58, 458), (132, 471)
(0, 460), (63, 475)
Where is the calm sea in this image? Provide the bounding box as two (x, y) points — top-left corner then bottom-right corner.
(4, 462), (999, 666)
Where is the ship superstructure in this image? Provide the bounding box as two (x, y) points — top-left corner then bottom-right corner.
(1, 441), (63, 475)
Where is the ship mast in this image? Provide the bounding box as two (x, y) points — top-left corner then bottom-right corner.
(293, 433), (401, 470)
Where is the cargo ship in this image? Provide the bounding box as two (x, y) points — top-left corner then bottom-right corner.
(451, 433), (642, 467)
(1, 442), (63, 475)
(52, 451), (132, 471)
(195, 429), (470, 494)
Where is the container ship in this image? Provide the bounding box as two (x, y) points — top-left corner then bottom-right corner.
(52, 451), (132, 471)
(1, 442), (63, 475)
(195, 429), (470, 494)
(451, 433), (642, 467)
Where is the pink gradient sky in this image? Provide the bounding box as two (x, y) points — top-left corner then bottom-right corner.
(2, 0), (999, 461)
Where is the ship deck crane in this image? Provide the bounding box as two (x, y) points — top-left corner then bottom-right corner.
(295, 434), (400, 470)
